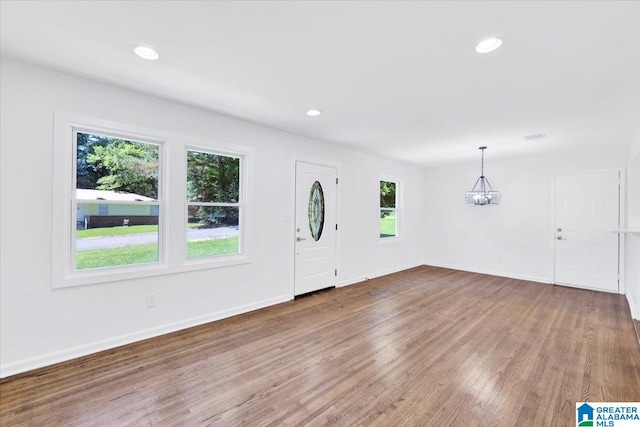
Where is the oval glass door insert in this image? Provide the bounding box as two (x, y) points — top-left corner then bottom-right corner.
(308, 181), (325, 241)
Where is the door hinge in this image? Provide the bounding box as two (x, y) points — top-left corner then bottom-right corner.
(335, 223), (338, 230)
(336, 177), (339, 184)
(335, 269), (337, 276)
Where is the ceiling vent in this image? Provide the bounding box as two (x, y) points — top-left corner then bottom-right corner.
(523, 133), (547, 141)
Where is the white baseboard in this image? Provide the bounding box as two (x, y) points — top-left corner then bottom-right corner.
(0, 294), (291, 379)
(0, 263), (564, 378)
(628, 293), (638, 320)
(423, 261), (551, 285)
(339, 262), (424, 288)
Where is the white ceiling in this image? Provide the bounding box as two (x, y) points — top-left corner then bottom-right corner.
(1, 1), (639, 166)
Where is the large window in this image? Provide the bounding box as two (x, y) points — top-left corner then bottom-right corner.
(74, 131), (161, 270)
(186, 149), (241, 259)
(380, 180), (398, 238)
(53, 112), (252, 288)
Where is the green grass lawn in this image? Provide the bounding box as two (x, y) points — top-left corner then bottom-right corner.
(76, 243), (159, 270)
(77, 225), (159, 238)
(380, 213), (397, 238)
(76, 236), (239, 270)
(187, 236), (239, 259)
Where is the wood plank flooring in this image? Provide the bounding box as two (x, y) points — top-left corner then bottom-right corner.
(1, 266), (639, 426)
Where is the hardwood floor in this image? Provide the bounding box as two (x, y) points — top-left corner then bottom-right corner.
(1, 266), (639, 426)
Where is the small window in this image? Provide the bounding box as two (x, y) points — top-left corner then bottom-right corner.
(74, 131), (161, 270)
(186, 149), (241, 259)
(380, 180), (398, 238)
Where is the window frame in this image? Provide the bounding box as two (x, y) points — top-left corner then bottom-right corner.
(379, 176), (402, 244)
(184, 145), (245, 262)
(52, 112), (253, 289)
(53, 114), (168, 288)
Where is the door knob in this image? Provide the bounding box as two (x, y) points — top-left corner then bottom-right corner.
(557, 236), (564, 240)
(296, 237), (306, 242)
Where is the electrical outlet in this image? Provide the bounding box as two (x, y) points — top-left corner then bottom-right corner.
(147, 293), (156, 308)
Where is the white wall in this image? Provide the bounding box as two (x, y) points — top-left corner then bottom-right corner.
(423, 146), (629, 283)
(2, 56), (635, 378)
(0, 59), (425, 377)
(625, 137), (640, 319)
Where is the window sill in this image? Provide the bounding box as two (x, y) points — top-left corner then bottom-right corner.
(378, 237), (404, 246)
(53, 254), (252, 289)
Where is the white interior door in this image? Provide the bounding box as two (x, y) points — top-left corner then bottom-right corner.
(294, 162), (337, 296)
(554, 171), (620, 292)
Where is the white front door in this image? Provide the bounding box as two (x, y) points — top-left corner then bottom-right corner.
(554, 171), (620, 292)
(294, 162), (337, 296)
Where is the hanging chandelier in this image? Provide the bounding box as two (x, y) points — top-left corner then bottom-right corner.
(466, 146), (500, 206)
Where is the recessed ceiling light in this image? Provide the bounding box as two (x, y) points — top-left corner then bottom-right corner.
(475, 38), (503, 53)
(133, 45), (159, 60)
(306, 109), (322, 116)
